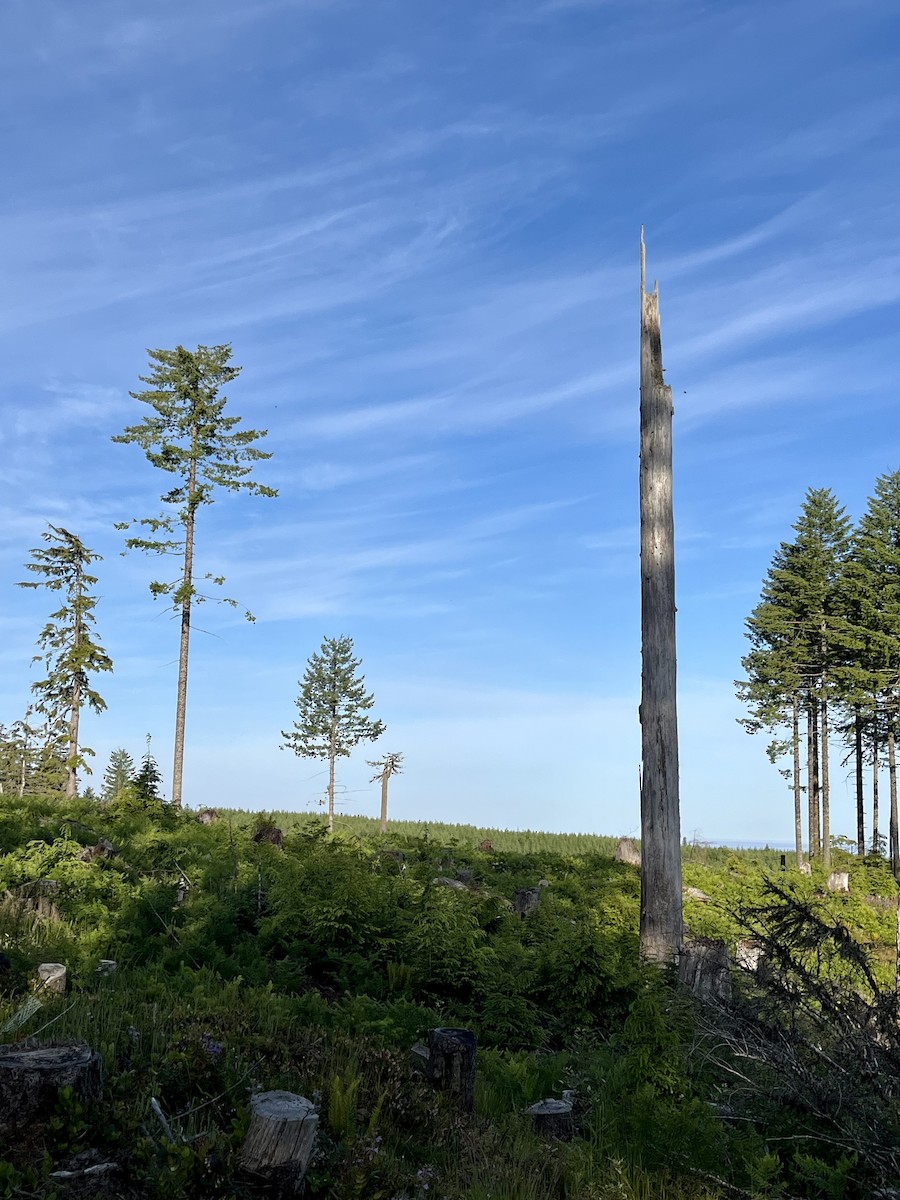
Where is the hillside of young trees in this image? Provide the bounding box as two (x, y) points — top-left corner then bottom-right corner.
(738, 473), (900, 875)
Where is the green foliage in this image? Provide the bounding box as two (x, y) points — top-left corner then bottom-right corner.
(282, 635), (385, 830)
(17, 525), (113, 796)
(102, 747), (135, 800)
(1, 795), (899, 1199)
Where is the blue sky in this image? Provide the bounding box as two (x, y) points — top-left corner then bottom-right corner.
(1, 0), (898, 842)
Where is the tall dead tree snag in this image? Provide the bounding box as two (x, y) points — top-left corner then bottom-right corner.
(639, 230), (683, 965)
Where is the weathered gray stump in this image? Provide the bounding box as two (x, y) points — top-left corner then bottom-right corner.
(798, 861), (812, 876)
(0, 1042), (102, 1132)
(827, 870), (850, 894)
(426, 1027), (476, 1111)
(682, 886), (711, 903)
(513, 887), (542, 918)
(525, 1098), (574, 1140)
(614, 837), (641, 867)
(240, 1090), (319, 1195)
(735, 941), (763, 973)
(678, 938), (732, 1003)
(37, 963), (67, 994)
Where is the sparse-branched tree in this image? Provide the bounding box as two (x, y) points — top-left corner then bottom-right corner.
(282, 636), (385, 833)
(18, 525), (113, 797)
(368, 751), (403, 833)
(102, 748), (135, 802)
(113, 344), (277, 807)
(132, 734), (164, 805)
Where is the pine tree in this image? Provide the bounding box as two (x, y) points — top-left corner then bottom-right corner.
(18, 526), (113, 797)
(852, 469), (900, 878)
(282, 636), (385, 833)
(132, 735), (164, 805)
(368, 751), (403, 833)
(113, 345), (277, 807)
(102, 748), (135, 801)
(738, 489), (852, 868)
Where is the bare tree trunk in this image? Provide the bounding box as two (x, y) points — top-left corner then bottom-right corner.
(328, 716), (337, 834)
(171, 447), (198, 809)
(638, 231), (682, 966)
(889, 717), (898, 880)
(855, 705), (865, 858)
(807, 696), (820, 859)
(873, 700), (880, 855)
(793, 692), (803, 868)
(380, 769), (389, 833)
(821, 690), (831, 871)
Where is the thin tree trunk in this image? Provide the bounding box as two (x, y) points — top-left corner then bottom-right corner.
(807, 696), (820, 859)
(66, 682), (80, 799)
(328, 716), (337, 834)
(792, 692), (803, 868)
(873, 700), (880, 855)
(66, 558), (83, 798)
(380, 769), (389, 833)
(171, 446), (198, 809)
(821, 690), (831, 871)
(638, 231), (682, 965)
(855, 705), (865, 858)
(889, 716), (898, 880)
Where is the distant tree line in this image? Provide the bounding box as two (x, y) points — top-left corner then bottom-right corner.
(738, 471), (900, 876)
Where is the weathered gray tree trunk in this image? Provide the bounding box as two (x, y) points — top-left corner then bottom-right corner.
(426, 1027), (476, 1111)
(240, 1090), (318, 1195)
(379, 769), (389, 833)
(328, 716), (337, 834)
(639, 231), (683, 966)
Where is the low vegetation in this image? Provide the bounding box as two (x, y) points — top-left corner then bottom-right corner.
(1, 796), (898, 1198)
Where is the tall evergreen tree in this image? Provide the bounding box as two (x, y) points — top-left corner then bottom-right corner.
(738, 489), (851, 868)
(852, 469), (900, 877)
(113, 345), (276, 807)
(282, 636), (385, 833)
(102, 748), (135, 801)
(18, 525), (113, 797)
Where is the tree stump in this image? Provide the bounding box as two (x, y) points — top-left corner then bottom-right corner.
(37, 963), (67, 994)
(426, 1027), (476, 1111)
(0, 1042), (102, 1132)
(240, 1090), (319, 1195)
(735, 941), (763, 973)
(513, 887), (542, 918)
(678, 938), (732, 1003)
(614, 837), (641, 867)
(798, 861), (812, 876)
(827, 871), (850, 893)
(478, 839), (493, 852)
(525, 1098), (574, 1140)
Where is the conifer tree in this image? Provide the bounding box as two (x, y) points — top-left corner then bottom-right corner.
(113, 345), (277, 808)
(18, 525), (113, 797)
(282, 636), (385, 833)
(102, 748), (135, 801)
(852, 469), (900, 877)
(739, 489), (851, 868)
(132, 735), (164, 805)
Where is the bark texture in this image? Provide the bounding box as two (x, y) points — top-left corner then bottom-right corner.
(240, 1090), (319, 1195)
(639, 231), (683, 965)
(0, 1042), (102, 1133)
(426, 1027), (477, 1111)
(525, 1098), (575, 1141)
